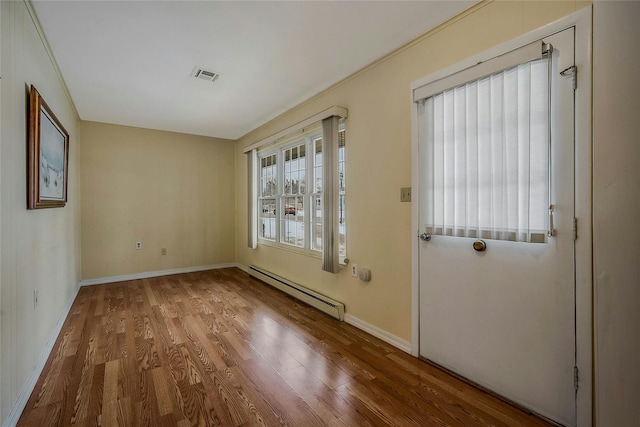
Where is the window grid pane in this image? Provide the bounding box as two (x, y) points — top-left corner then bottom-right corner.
(314, 138), (323, 193)
(312, 195), (322, 251)
(258, 198), (276, 241)
(283, 143), (306, 196)
(281, 196), (305, 247)
(338, 195), (346, 257)
(260, 154), (277, 197)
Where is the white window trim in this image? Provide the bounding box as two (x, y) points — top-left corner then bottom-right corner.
(254, 121), (347, 266)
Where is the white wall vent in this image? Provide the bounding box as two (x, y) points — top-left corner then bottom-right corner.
(191, 67), (220, 82)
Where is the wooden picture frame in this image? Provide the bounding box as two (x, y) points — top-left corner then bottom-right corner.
(27, 85), (69, 209)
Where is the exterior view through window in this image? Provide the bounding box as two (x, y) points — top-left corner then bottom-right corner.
(257, 124), (346, 259)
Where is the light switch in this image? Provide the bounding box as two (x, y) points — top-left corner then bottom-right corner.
(401, 187), (411, 202)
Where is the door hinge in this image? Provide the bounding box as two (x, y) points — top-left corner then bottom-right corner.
(560, 65), (577, 90)
(548, 205), (556, 237)
(574, 366), (579, 391)
(573, 217), (578, 240)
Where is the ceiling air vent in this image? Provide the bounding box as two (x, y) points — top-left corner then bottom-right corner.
(191, 67), (220, 82)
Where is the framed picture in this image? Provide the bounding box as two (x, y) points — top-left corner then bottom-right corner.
(27, 85), (69, 209)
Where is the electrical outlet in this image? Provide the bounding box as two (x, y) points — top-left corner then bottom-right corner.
(161, 248), (167, 255)
(135, 241), (142, 250)
(351, 263), (358, 278)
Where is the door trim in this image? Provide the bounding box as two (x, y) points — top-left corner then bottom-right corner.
(410, 6), (593, 425)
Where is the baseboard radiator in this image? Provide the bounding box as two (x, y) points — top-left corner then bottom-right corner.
(248, 265), (345, 321)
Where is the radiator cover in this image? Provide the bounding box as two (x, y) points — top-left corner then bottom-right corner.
(248, 265), (345, 321)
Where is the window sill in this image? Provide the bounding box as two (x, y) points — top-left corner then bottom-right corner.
(257, 240), (322, 259)
(256, 240), (348, 266)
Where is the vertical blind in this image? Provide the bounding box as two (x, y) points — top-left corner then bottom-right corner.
(417, 53), (551, 243)
(247, 149), (258, 249)
(322, 116), (340, 272)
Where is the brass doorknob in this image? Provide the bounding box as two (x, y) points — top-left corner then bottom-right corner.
(473, 240), (487, 252)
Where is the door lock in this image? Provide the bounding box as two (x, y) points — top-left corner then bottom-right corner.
(419, 233), (431, 241)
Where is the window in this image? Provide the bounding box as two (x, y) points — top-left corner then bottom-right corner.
(256, 121), (346, 259)
(258, 154), (277, 241)
(415, 42), (552, 243)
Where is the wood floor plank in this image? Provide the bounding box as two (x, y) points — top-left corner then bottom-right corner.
(336, 379), (423, 427)
(222, 365), (290, 426)
(178, 344), (202, 385)
(17, 268), (553, 427)
(207, 370), (249, 426)
(101, 359), (120, 427)
(69, 337), (97, 425)
(237, 354), (324, 426)
(174, 348), (237, 426)
(84, 361), (104, 426)
(278, 364), (354, 425)
(152, 367), (176, 416)
(19, 401), (62, 427)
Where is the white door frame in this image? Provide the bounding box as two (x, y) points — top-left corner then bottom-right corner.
(410, 7), (593, 425)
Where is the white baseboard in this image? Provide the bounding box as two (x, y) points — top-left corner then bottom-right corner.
(79, 263), (240, 286)
(344, 314), (412, 354)
(3, 285), (80, 427)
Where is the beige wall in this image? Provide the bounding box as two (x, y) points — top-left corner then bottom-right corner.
(593, 2), (640, 424)
(80, 121), (236, 280)
(0, 1), (81, 423)
(235, 1), (588, 342)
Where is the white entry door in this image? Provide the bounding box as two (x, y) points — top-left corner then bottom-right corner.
(417, 28), (576, 425)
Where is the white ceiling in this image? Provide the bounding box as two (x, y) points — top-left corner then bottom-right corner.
(32, 0), (475, 140)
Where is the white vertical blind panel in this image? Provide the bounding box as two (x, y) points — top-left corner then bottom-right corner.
(322, 116), (339, 272)
(247, 149), (258, 249)
(419, 58), (549, 242)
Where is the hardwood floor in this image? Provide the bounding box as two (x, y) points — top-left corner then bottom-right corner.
(18, 268), (550, 426)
